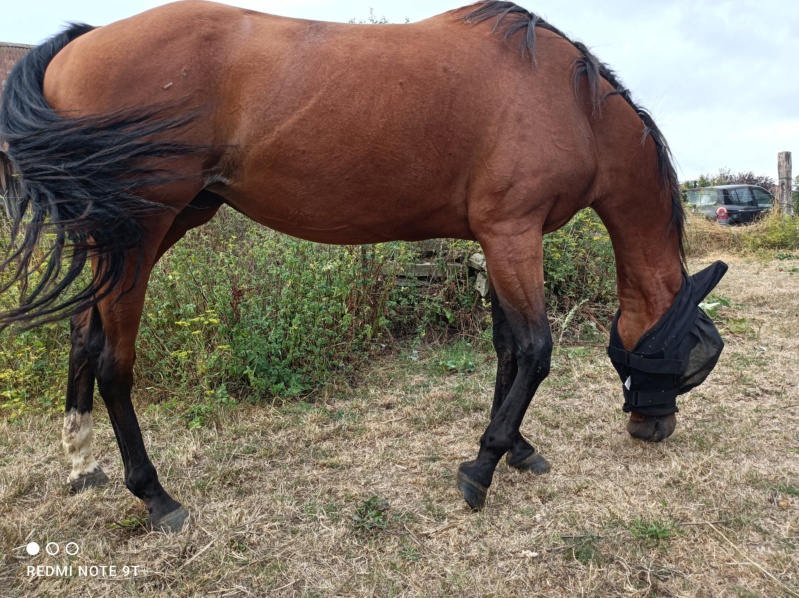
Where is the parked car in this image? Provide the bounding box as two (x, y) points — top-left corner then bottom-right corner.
(684, 184), (774, 225)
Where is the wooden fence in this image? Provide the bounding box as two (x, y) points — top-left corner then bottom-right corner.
(778, 151), (794, 216)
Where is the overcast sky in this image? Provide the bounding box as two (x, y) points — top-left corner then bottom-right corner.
(1, 0), (796, 182)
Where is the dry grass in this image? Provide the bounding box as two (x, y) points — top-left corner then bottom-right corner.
(685, 211), (799, 258)
(1, 254), (798, 597)
(685, 215), (739, 256)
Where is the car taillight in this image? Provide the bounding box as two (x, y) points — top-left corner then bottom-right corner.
(716, 206), (729, 220)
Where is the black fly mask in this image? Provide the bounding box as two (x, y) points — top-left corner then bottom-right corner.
(607, 261), (728, 416)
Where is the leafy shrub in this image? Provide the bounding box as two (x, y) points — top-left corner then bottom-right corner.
(543, 210), (617, 312)
(135, 209), (486, 401)
(0, 206), (617, 417)
(0, 208), (482, 415)
(740, 212), (799, 252)
(0, 323), (69, 419)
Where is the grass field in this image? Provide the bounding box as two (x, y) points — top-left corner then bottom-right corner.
(1, 252), (798, 597)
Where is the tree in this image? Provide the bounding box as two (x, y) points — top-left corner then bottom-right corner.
(683, 168), (776, 192)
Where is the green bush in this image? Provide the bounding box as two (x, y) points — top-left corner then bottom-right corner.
(0, 225), (72, 418)
(141, 210), (399, 399)
(0, 208), (482, 415)
(740, 213), (799, 252)
(0, 207), (618, 418)
(543, 210), (617, 312)
(0, 323), (69, 419)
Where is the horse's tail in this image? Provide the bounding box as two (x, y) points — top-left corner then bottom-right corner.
(0, 24), (209, 329)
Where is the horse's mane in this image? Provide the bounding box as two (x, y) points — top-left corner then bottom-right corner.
(464, 1), (685, 263)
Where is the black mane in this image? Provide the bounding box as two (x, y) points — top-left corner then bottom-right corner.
(464, 1), (685, 263)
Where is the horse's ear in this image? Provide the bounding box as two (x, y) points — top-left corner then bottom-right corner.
(689, 261), (728, 305)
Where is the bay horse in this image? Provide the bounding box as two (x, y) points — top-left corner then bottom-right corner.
(0, 1), (726, 531)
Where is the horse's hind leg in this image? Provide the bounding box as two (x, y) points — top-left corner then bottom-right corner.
(80, 212), (194, 532)
(488, 281), (550, 475)
(457, 231), (553, 510)
(61, 191), (221, 503)
(153, 190), (223, 262)
(92, 192), (223, 531)
(94, 261), (185, 529)
(62, 307), (109, 491)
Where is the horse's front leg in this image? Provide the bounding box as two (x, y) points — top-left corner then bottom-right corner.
(457, 230), (552, 511)
(488, 281), (550, 475)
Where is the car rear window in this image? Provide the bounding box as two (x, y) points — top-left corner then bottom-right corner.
(686, 189), (719, 206)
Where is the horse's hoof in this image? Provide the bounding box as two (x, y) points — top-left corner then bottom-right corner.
(626, 413), (677, 442)
(149, 505), (190, 533)
(69, 468), (110, 493)
(506, 451), (551, 474)
(457, 469), (488, 511)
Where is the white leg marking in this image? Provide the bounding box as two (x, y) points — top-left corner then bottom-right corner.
(62, 409), (100, 483)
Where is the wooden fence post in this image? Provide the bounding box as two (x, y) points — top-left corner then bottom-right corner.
(778, 151), (793, 216)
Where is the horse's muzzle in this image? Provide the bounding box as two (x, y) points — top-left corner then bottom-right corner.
(626, 412), (677, 442)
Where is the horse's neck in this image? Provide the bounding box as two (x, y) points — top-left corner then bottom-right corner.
(593, 194), (684, 350)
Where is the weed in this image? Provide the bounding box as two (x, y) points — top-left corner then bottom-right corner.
(435, 341), (478, 375)
(228, 538), (250, 554)
(771, 482), (799, 497)
(352, 496), (390, 533)
(628, 518), (676, 548)
(700, 295), (732, 319)
(686, 211), (799, 257)
(400, 545), (423, 562)
(186, 386), (236, 429)
(107, 515), (148, 531)
(701, 295), (755, 336)
(543, 210), (617, 313)
(723, 317), (755, 336)
(565, 533), (603, 565)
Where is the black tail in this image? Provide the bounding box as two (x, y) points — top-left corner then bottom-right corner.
(0, 24), (211, 329)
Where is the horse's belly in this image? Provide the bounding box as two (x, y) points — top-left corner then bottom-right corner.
(219, 186), (475, 245)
